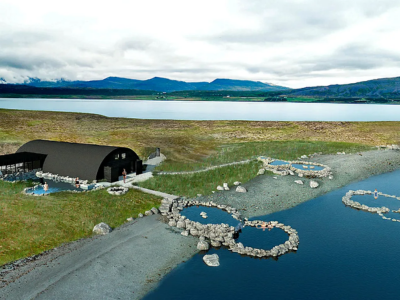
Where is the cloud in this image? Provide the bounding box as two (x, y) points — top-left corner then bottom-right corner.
(1, 0), (400, 87)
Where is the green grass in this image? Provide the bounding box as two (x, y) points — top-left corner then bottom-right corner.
(140, 160), (264, 198)
(154, 140), (374, 172)
(0, 181), (161, 266)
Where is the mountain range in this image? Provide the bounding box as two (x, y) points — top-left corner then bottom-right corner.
(285, 76), (400, 98)
(7, 77), (289, 93)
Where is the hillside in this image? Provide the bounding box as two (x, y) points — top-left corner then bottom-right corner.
(286, 76), (400, 98)
(198, 78), (288, 91)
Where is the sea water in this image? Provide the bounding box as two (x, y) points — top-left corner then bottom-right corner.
(144, 169), (400, 299)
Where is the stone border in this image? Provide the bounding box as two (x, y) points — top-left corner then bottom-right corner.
(342, 189), (400, 222)
(22, 183), (105, 196)
(257, 156), (332, 178)
(107, 186), (129, 196)
(160, 197), (300, 258)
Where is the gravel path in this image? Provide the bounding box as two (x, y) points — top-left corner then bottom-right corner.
(1, 149), (400, 299)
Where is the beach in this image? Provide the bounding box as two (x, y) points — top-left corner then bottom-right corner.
(1, 149), (400, 299)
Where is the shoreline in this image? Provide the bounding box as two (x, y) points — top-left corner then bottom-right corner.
(1, 149), (400, 299)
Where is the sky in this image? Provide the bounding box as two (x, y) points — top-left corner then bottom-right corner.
(1, 0), (400, 88)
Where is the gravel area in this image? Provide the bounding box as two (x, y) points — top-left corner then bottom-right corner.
(1, 149), (399, 299)
(196, 149), (400, 218)
(0, 215), (199, 300)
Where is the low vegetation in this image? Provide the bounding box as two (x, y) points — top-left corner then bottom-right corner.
(0, 181), (161, 266)
(1, 109), (399, 266)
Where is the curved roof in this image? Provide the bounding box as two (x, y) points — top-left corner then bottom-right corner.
(17, 140), (137, 180)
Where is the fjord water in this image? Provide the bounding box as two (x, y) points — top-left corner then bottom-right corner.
(144, 169), (400, 300)
(2, 98), (400, 121)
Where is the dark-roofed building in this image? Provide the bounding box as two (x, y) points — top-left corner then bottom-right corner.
(15, 140), (141, 182)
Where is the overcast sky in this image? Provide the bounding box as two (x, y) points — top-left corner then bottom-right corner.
(1, 0), (400, 88)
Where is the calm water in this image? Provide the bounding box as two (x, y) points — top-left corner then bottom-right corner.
(291, 163), (325, 171)
(27, 179), (84, 194)
(270, 160), (325, 171)
(181, 206), (239, 227)
(144, 169), (400, 300)
(2, 98), (400, 121)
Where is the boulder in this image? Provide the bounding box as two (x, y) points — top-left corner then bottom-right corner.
(145, 210), (153, 216)
(234, 181), (241, 186)
(93, 222), (112, 235)
(197, 240), (210, 251)
(217, 185), (224, 191)
(223, 183), (229, 188)
(294, 180), (303, 185)
(151, 207), (159, 214)
(236, 186), (247, 193)
(126, 217), (134, 222)
(310, 180), (319, 188)
(257, 169), (266, 175)
(203, 254), (220, 267)
(138, 213), (144, 218)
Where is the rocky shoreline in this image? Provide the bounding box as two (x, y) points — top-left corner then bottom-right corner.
(2, 149), (400, 300)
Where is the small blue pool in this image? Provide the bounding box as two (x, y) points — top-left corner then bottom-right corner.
(291, 164), (325, 171)
(270, 160), (290, 166)
(27, 179), (86, 195)
(181, 206), (239, 227)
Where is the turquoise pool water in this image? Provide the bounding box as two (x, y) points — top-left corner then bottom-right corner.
(291, 163), (325, 171)
(144, 169), (400, 300)
(27, 179), (85, 194)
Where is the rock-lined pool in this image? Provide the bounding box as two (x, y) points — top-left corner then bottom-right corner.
(181, 206), (239, 227)
(270, 160), (325, 171)
(26, 179), (86, 194)
(144, 169), (400, 300)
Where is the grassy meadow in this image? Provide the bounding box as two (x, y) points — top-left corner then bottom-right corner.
(1, 108), (400, 265)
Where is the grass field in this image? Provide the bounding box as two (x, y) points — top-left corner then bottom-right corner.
(1, 108), (400, 266)
(0, 180), (161, 266)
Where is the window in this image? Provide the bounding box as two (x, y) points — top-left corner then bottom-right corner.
(121, 153), (126, 159)
(115, 154), (119, 160)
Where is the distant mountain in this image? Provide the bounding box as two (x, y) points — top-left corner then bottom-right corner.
(131, 77), (208, 92)
(198, 78), (288, 92)
(3, 76), (288, 92)
(286, 76), (400, 98)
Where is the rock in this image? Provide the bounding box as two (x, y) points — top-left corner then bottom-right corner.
(273, 176), (278, 179)
(288, 170), (295, 176)
(302, 165), (308, 169)
(310, 180), (319, 188)
(236, 186), (247, 193)
(126, 217), (134, 222)
(197, 194), (202, 197)
(203, 254), (220, 267)
(138, 213), (144, 218)
(257, 169), (266, 175)
(300, 155), (308, 159)
(93, 222), (112, 235)
(223, 183), (229, 188)
(145, 210), (153, 216)
(176, 220), (186, 228)
(328, 175), (333, 180)
(197, 240), (210, 251)
(211, 240), (222, 247)
(151, 207), (159, 214)
(295, 180), (303, 185)
(234, 181), (241, 186)
(217, 185), (224, 191)
(298, 173), (304, 177)
(181, 230), (189, 236)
